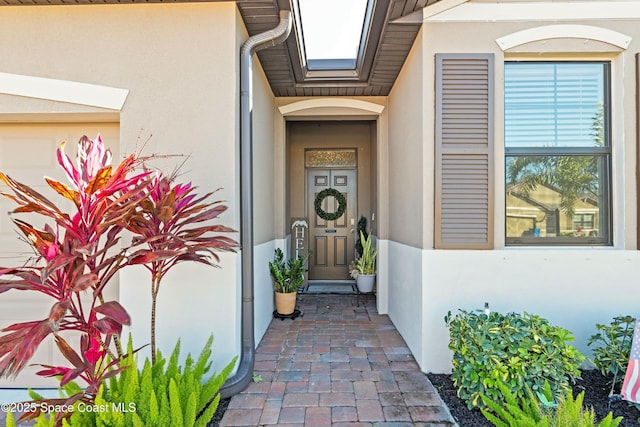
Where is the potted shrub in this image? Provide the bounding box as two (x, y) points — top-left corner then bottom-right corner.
(355, 231), (377, 293)
(268, 248), (307, 315)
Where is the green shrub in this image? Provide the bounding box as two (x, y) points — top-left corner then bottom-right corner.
(481, 380), (623, 427)
(445, 309), (584, 409)
(28, 336), (236, 427)
(588, 315), (635, 383)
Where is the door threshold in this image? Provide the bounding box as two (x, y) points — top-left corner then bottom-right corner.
(308, 280), (355, 284)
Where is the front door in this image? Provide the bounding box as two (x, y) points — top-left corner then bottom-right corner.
(307, 169), (357, 280)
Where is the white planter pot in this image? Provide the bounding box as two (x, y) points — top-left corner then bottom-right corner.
(356, 274), (376, 293)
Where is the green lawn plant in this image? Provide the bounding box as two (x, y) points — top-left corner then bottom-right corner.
(588, 315), (635, 387)
(26, 336), (236, 427)
(445, 309), (584, 409)
(480, 380), (622, 427)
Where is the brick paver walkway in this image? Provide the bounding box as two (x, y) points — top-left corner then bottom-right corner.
(220, 293), (457, 427)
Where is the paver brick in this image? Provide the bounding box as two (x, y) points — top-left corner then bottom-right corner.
(354, 381), (379, 399)
(282, 392), (320, 407)
(227, 393), (266, 410)
(259, 399), (282, 425)
(409, 406), (456, 423)
(305, 406), (332, 427)
(332, 406), (359, 422)
(319, 392), (356, 407)
(402, 391), (443, 406)
(278, 407), (306, 424)
(219, 409), (262, 426)
(379, 391), (405, 407)
(276, 370), (310, 382)
(308, 374), (331, 392)
(285, 381), (309, 393)
(267, 381), (286, 400)
(220, 295), (456, 427)
(332, 380), (355, 393)
(356, 399), (384, 422)
(383, 405), (412, 422)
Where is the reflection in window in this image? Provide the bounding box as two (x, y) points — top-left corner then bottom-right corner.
(506, 155), (607, 242)
(505, 62), (611, 245)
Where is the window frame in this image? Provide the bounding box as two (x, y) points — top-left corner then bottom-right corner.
(504, 60), (613, 246)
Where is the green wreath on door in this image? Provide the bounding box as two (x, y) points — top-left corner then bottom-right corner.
(314, 188), (346, 221)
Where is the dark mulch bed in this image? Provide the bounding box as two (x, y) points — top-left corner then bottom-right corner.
(428, 370), (640, 427)
(207, 397), (230, 427)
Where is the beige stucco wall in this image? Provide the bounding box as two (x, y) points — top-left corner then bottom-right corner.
(385, 29), (427, 364)
(422, 18), (639, 250)
(387, 30), (425, 250)
(252, 45), (278, 246)
(409, 4), (640, 373)
(0, 3), (242, 371)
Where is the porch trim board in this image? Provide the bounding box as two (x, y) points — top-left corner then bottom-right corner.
(496, 25), (632, 51)
(0, 72), (129, 110)
(278, 98), (385, 116)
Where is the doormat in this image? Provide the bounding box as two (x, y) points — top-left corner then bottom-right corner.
(304, 281), (357, 294)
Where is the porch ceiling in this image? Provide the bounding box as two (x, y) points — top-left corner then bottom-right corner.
(244, 0), (443, 96)
(1, 0), (443, 96)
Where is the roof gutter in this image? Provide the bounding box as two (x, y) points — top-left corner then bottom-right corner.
(219, 9), (292, 399)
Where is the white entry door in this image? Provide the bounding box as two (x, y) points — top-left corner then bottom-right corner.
(0, 123), (119, 387)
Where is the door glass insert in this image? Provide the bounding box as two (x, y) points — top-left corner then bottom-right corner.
(305, 149), (356, 168)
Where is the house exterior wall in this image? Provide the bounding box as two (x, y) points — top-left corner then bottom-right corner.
(387, 30), (428, 366)
(0, 3), (243, 375)
(247, 13), (280, 342)
(401, 1), (640, 373)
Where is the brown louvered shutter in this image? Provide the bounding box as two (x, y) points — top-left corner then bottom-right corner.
(435, 54), (494, 249)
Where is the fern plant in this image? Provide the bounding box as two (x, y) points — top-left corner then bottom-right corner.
(27, 336), (236, 427)
(481, 381), (623, 427)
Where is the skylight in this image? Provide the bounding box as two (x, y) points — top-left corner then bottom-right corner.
(298, 0), (369, 70)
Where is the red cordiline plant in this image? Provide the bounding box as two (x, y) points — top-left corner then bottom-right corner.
(124, 173), (237, 363)
(0, 135), (151, 423)
(0, 136), (238, 425)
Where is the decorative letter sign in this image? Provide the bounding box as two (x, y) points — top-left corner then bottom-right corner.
(290, 218), (309, 290)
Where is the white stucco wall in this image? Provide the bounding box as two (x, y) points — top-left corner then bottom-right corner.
(0, 3), (243, 372)
(423, 249), (640, 373)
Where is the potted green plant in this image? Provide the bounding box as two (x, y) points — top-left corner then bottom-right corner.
(355, 231), (377, 293)
(268, 248), (307, 315)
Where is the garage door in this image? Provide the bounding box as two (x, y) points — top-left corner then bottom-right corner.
(0, 123), (120, 387)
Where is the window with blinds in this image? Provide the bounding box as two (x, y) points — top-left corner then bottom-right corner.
(505, 62), (612, 245)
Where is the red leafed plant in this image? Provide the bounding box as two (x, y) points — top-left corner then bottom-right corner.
(0, 135), (150, 423)
(124, 173), (237, 363)
(0, 135), (237, 425)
